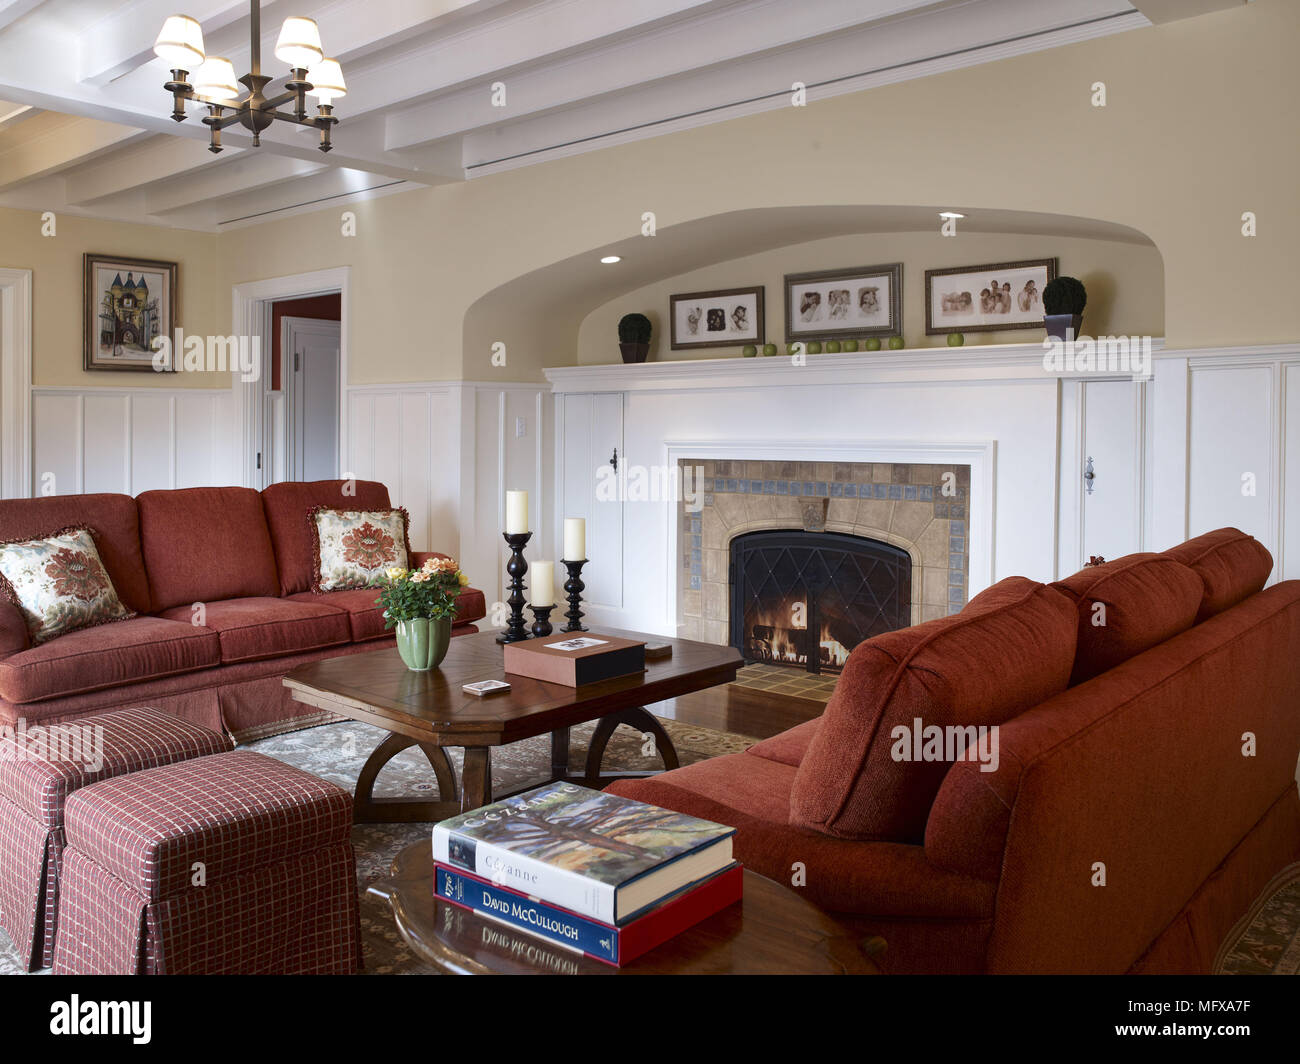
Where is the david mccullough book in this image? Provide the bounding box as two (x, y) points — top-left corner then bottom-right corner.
(431, 781), (736, 924)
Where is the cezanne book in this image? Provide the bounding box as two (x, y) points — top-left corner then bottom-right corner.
(435, 863), (743, 966)
(431, 781), (735, 924)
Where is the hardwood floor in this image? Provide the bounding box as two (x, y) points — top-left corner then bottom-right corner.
(646, 682), (826, 740)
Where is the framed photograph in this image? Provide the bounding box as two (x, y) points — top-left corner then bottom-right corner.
(669, 286), (764, 350)
(84, 253), (179, 372)
(783, 263), (901, 343)
(924, 258), (1056, 335)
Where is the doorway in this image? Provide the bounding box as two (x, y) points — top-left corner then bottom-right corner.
(231, 267), (349, 490)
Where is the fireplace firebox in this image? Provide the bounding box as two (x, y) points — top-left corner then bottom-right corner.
(729, 530), (911, 674)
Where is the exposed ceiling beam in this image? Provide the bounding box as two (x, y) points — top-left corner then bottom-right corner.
(0, 0), (42, 34)
(63, 135), (244, 204)
(145, 151), (328, 215)
(0, 114), (149, 192)
(1128, 0), (1246, 25)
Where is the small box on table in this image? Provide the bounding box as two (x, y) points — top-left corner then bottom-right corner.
(503, 633), (645, 686)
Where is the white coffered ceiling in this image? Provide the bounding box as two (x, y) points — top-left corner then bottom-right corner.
(0, 0), (1221, 231)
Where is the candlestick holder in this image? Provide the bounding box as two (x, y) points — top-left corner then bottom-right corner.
(561, 558), (588, 632)
(495, 531), (532, 644)
(529, 604), (554, 639)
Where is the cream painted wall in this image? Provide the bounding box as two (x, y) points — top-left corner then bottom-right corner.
(0, 206), (225, 388)
(208, 0), (1296, 386)
(575, 231), (1164, 365)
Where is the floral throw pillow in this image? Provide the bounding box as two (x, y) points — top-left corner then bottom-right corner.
(310, 507), (411, 592)
(0, 527), (135, 644)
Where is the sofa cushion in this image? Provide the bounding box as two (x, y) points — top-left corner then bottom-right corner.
(0, 528), (135, 644)
(0, 616), (221, 704)
(1051, 553), (1205, 685)
(288, 585), (487, 642)
(788, 576), (1078, 843)
(158, 597), (350, 665)
(310, 507), (410, 592)
(261, 480), (393, 596)
(0, 494), (151, 614)
(137, 488), (279, 612)
(1162, 527), (1273, 621)
(745, 717), (821, 767)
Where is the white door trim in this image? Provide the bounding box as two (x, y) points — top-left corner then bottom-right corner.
(231, 267), (348, 488)
(0, 268), (33, 498)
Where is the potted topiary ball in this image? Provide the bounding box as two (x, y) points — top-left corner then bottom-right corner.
(1043, 276), (1086, 341)
(618, 313), (652, 363)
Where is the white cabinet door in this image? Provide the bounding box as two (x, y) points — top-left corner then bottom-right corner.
(1079, 379), (1145, 565)
(560, 393), (624, 611)
(283, 316), (341, 482)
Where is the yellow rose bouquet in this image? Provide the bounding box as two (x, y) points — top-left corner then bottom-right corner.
(375, 556), (467, 625)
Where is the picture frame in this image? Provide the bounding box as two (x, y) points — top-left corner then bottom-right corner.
(83, 253), (179, 372)
(924, 258), (1057, 335)
(783, 263), (901, 343)
(669, 286), (765, 350)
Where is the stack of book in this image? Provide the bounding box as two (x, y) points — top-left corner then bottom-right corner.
(431, 781), (742, 966)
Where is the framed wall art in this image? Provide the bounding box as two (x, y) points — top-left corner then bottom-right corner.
(783, 263), (901, 343)
(84, 253), (179, 371)
(924, 258), (1056, 335)
(669, 286), (765, 350)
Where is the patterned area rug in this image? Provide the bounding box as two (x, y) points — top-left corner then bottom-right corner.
(0, 716), (753, 976)
(1215, 863), (1300, 975)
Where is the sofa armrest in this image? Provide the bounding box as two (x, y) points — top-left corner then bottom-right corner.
(0, 600), (29, 658)
(409, 550), (451, 569)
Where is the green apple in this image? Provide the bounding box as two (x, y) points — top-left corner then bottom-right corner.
(842, 339), (859, 352)
(888, 336), (904, 350)
(742, 344), (758, 357)
(806, 341), (823, 355)
(761, 343), (777, 357)
(825, 340), (841, 353)
(865, 338), (881, 352)
(946, 332), (964, 347)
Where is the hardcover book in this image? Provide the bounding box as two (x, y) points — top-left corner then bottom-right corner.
(432, 781), (735, 924)
(435, 862), (744, 966)
(502, 633), (645, 686)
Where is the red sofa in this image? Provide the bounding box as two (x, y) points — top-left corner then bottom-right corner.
(0, 480), (485, 741)
(610, 528), (1300, 974)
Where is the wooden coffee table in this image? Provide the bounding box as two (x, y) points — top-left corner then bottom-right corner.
(368, 840), (882, 974)
(283, 628), (741, 822)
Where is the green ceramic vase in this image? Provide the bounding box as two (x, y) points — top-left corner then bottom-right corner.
(395, 617), (452, 671)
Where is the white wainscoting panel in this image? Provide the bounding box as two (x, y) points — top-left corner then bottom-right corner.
(31, 387), (237, 497)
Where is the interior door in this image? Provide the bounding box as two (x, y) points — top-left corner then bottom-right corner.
(283, 316), (341, 482)
(561, 392), (624, 612)
(1079, 379), (1145, 565)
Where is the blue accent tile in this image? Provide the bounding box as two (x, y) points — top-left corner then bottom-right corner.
(691, 534), (701, 549)
(842, 483), (857, 498)
(815, 482), (828, 497)
(948, 553), (964, 570)
(703, 493), (714, 506)
(830, 482), (843, 497)
(888, 484), (903, 499)
(950, 519), (966, 534)
(776, 481), (789, 495)
(750, 480), (763, 493)
(948, 587), (965, 604)
(947, 604), (964, 616)
(691, 548), (701, 562)
(703, 478), (713, 491)
(762, 480), (776, 494)
(804, 482), (816, 496)
(949, 536), (965, 552)
(950, 504), (966, 518)
(919, 486), (934, 501)
(690, 562), (701, 576)
(934, 501), (949, 517)
(948, 570), (965, 586)
(725, 478), (737, 492)
(904, 485), (917, 500)
(737, 480), (749, 493)
(874, 484), (888, 499)
(790, 482), (802, 496)
(689, 574), (701, 590)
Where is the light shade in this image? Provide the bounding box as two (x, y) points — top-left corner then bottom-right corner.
(154, 14), (206, 70)
(306, 58), (346, 103)
(275, 16), (324, 69)
(192, 56), (240, 101)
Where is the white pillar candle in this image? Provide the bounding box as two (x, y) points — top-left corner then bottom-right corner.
(531, 561), (554, 607)
(563, 517), (586, 561)
(505, 490), (528, 534)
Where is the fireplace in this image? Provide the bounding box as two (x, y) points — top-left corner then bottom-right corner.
(730, 530), (912, 674)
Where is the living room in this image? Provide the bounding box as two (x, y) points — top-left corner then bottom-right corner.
(0, 0), (1296, 1026)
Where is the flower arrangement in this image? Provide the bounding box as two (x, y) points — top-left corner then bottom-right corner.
(375, 556), (469, 625)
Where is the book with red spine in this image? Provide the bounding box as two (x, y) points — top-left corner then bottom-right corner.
(434, 861), (743, 966)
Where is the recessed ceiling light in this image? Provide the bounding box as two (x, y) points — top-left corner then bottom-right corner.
(938, 211), (964, 219)
(600, 255), (621, 264)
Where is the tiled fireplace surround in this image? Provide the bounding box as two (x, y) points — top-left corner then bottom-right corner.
(679, 459), (972, 647)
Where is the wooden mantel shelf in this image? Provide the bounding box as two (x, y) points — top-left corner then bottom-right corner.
(543, 339), (1175, 394)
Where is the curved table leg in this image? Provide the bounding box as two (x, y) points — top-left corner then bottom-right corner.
(582, 707), (680, 787)
(354, 731), (461, 823)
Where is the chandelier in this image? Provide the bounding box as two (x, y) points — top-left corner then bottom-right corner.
(153, 2), (345, 154)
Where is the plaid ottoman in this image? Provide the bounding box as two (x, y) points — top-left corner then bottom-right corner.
(0, 707), (232, 970)
(53, 750), (361, 975)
